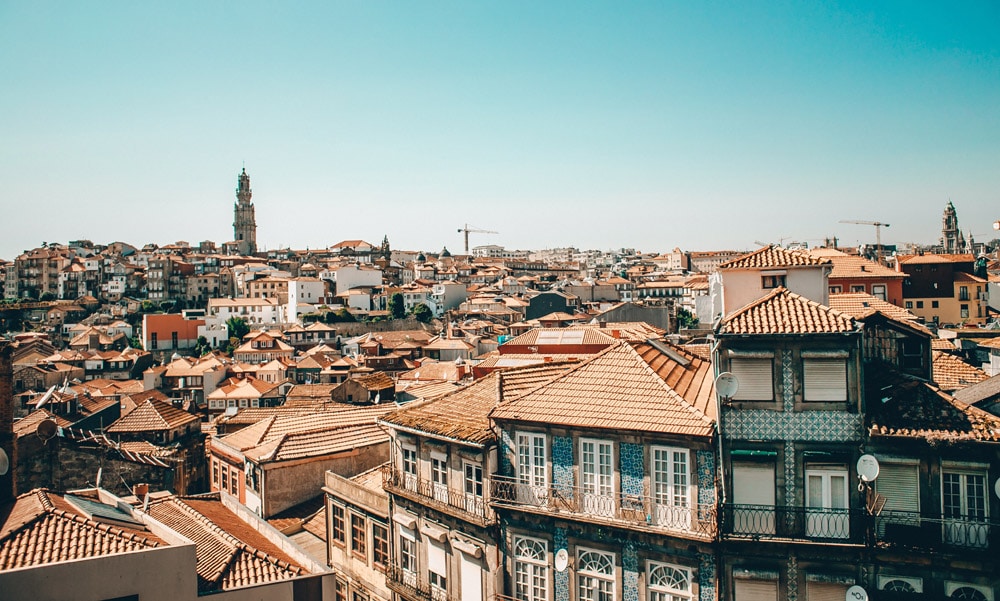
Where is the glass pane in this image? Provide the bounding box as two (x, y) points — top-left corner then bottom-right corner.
(830, 475), (847, 509)
(808, 475), (823, 507)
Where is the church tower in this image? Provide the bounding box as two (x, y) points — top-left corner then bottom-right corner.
(940, 200), (965, 254)
(233, 167), (257, 256)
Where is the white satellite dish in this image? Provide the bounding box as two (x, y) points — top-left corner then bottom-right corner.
(994, 478), (1000, 500)
(857, 454), (880, 482)
(0, 448), (9, 476)
(846, 585), (868, 601)
(715, 372), (739, 399)
(554, 548), (568, 572)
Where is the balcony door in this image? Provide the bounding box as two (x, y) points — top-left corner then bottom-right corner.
(517, 432), (548, 505)
(805, 465), (849, 538)
(580, 439), (614, 516)
(733, 462), (775, 535)
(652, 446), (691, 530)
(431, 453), (449, 504)
(942, 469), (989, 548)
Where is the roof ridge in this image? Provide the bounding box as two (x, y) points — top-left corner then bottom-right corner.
(621, 342), (715, 427)
(497, 342), (624, 407)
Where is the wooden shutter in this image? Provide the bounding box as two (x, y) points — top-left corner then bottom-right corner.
(734, 579), (778, 601)
(806, 581), (849, 601)
(731, 358), (773, 401)
(803, 359), (847, 401)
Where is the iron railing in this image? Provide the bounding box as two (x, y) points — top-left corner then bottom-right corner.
(873, 510), (992, 550)
(382, 465), (492, 524)
(721, 504), (857, 541)
(385, 564), (457, 601)
(489, 474), (715, 539)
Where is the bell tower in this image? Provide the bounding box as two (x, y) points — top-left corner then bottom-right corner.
(233, 167), (257, 255)
(940, 200), (965, 254)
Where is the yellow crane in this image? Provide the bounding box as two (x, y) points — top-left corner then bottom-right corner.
(840, 219), (890, 264)
(457, 224), (498, 254)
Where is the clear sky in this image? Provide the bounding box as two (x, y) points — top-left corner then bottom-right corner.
(1, 1), (998, 260)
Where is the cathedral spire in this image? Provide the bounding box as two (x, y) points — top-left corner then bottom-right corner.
(233, 167), (257, 255)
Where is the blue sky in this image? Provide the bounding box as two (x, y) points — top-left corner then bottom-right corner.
(1, 1), (998, 259)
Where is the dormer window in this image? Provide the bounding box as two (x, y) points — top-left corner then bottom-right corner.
(761, 271), (786, 289)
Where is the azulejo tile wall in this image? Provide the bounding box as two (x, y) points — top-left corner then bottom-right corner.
(553, 436), (574, 495)
(787, 554), (798, 601)
(554, 527), (569, 601)
(721, 409), (863, 442)
(785, 440), (797, 528)
(623, 540), (639, 601)
(620, 442), (644, 497)
(696, 450), (716, 510)
(699, 552), (716, 601)
(782, 350), (795, 410)
(500, 429), (514, 476)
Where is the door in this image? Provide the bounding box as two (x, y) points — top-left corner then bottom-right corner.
(431, 454), (449, 504)
(580, 439), (613, 516)
(464, 462), (484, 515)
(652, 446), (691, 530)
(806, 466), (849, 538)
(733, 462), (775, 535)
(517, 433), (548, 505)
(942, 470), (989, 548)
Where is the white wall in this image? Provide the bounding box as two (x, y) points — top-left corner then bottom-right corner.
(335, 265), (383, 296)
(721, 266), (828, 316)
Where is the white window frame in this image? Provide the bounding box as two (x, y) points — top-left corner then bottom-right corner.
(513, 535), (548, 601)
(647, 561), (692, 601)
(941, 468), (989, 548)
(651, 446), (692, 530)
(517, 432), (548, 505)
(431, 451), (449, 503)
(805, 465), (850, 539)
(580, 438), (614, 517)
(577, 547), (616, 601)
(401, 444), (417, 491)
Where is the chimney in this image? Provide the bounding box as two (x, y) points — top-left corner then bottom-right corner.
(495, 372), (504, 406)
(611, 330), (621, 339)
(133, 482), (149, 498)
(0, 341), (15, 504)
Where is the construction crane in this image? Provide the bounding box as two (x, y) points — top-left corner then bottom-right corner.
(457, 224), (498, 254)
(840, 219), (890, 264)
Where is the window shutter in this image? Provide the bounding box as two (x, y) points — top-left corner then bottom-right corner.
(460, 549), (483, 601)
(876, 463), (920, 513)
(734, 579), (778, 601)
(427, 537), (447, 575)
(805, 582), (849, 601)
(803, 359), (847, 401)
(733, 463), (775, 505)
(731, 358), (773, 401)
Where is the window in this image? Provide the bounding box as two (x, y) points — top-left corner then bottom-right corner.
(352, 592), (369, 601)
(729, 357), (773, 401)
(221, 465), (229, 492)
(851, 285), (865, 293)
(230, 470), (238, 495)
(733, 578), (777, 601)
(916, 301), (924, 309)
(961, 305), (969, 319)
(464, 461), (484, 514)
(942, 469), (988, 548)
(761, 275), (785, 289)
(402, 445), (417, 490)
(431, 452), (449, 503)
(171, 331), (178, 349)
(875, 462), (920, 538)
(948, 585), (991, 600)
(647, 562), (692, 601)
(932, 300), (940, 309)
(514, 536), (548, 601)
(871, 285), (886, 300)
(577, 548), (615, 601)
(803, 358), (847, 402)
(372, 522), (388, 570)
(334, 578), (347, 601)
(350, 514), (366, 557)
(828, 285), (842, 294)
(427, 538), (448, 595)
(399, 529), (416, 575)
(652, 446), (691, 530)
(805, 581), (849, 600)
(517, 432), (548, 505)
(959, 286), (970, 301)
(330, 504), (345, 545)
(150, 332), (158, 349)
(580, 439), (614, 516)
(805, 465), (849, 538)
(212, 461), (219, 486)
(732, 462), (776, 535)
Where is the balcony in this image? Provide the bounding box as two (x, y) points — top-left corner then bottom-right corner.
(874, 509), (993, 550)
(489, 474), (715, 540)
(386, 564), (457, 601)
(721, 504), (859, 543)
(382, 465), (493, 526)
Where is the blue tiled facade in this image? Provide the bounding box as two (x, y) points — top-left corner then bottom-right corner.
(782, 349), (795, 409)
(552, 436), (574, 495)
(696, 450), (716, 516)
(721, 408), (863, 442)
(554, 527), (569, 601)
(787, 554), (798, 601)
(620, 442), (644, 497)
(698, 552), (716, 601)
(623, 541), (639, 601)
(500, 429), (514, 476)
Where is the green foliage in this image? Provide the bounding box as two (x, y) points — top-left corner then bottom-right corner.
(325, 308), (356, 323)
(411, 303), (433, 324)
(139, 300), (157, 313)
(129, 335), (143, 349)
(39, 292), (56, 302)
(676, 307), (699, 329)
(226, 316), (250, 340)
(388, 292), (406, 319)
(193, 335), (212, 357)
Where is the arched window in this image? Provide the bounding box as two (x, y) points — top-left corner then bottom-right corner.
(951, 587), (988, 601)
(578, 548), (615, 601)
(514, 536), (548, 601)
(882, 580), (915, 593)
(648, 562), (692, 601)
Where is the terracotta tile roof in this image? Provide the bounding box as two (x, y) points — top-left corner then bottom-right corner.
(828, 293), (915, 321)
(932, 338), (958, 351)
(569, 322), (668, 341)
(718, 245), (829, 270)
(207, 377), (285, 401)
(266, 495), (325, 533)
(867, 371), (1000, 442)
(106, 399), (200, 433)
(245, 423), (386, 462)
(284, 384), (337, 403)
(504, 328), (618, 347)
(351, 463), (387, 493)
(682, 343), (713, 361)
(491, 342), (715, 437)
(812, 252), (903, 279)
(474, 354), (586, 370)
(146, 494), (303, 592)
(954, 374), (1000, 406)
(217, 405), (394, 453)
(353, 371), (395, 391)
(0, 489), (162, 570)
(898, 253), (975, 265)
(953, 271), (987, 283)
(397, 380), (465, 401)
(382, 362), (577, 445)
(978, 337), (1000, 349)
(932, 351), (990, 392)
(720, 288), (857, 335)
(629, 340), (716, 420)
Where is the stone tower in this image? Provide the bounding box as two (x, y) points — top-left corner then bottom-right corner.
(233, 168), (257, 256)
(940, 201), (965, 254)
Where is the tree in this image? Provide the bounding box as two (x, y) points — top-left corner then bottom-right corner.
(39, 292), (56, 302)
(411, 303), (433, 324)
(388, 293), (406, 320)
(193, 335), (212, 357)
(676, 307), (699, 330)
(226, 316), (250, 341)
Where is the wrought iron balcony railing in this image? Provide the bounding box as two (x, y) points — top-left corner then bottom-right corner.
(385, 564), (457, 601)
(721, 504), (858, 542)
(873, 509), (992, 550)
(382, 465), (492, 525)
(489, 474), (715, 539)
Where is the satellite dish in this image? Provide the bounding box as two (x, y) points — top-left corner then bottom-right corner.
(715, 372), (740, 399)
(994, 478), (1000, 500)
(0, 448), (9, 476)
(846, 585), (868, 601)
(554, 548), (568, 572)
(36, 419), (58, 442)
(857, 454), (880, 482)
